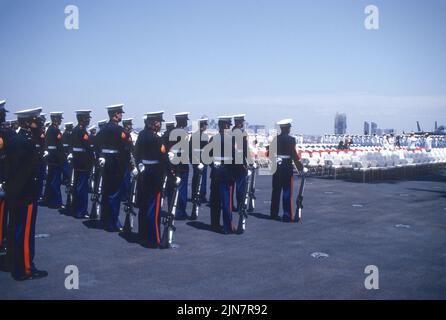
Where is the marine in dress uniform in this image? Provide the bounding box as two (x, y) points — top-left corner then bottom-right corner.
(269, 119), (303, 222)
(210, 116), (236, 234)
(134, 111), (166, 247)
(190, 118), (209, 205)
(98, 119), (107, 131)
(35, 114), (47, 205)
(169, 112), (190, 220)
(95, 104), (130, 231)
(3, 108), (48, 281)
(61, 122), (74, 185)
(42, 112), (65, 209)
(87, 125), (98, 162)
(161, 121), (176, 208)
(231, 114), (249, 212)
(89, 120), (108, 197)
(121, 118), (135, 202)
(70, 110), (94, 218)
(0, 100), (14, 253)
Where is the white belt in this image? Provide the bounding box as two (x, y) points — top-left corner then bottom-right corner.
(63, 144), (69, 147)
(47, 146), (57, 150)
(73, 147), (86, 152)
(214, 157), (232, 161)
(142, 160), (159, 165)
(102, 149), (118, 154)
(278, 155), (291, 159)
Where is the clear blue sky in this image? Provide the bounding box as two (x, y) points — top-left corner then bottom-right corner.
(1, 0), (445, 134)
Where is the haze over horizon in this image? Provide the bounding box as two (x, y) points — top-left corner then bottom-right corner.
(1, 0), (445, 134)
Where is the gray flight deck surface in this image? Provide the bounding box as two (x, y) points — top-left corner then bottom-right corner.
(1, 174), (445, 300)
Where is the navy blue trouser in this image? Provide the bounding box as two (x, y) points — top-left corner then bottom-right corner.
(219, 181), (234, 233)
(174, 164), (189, 219)
(0, 199), (8, 248)
(72, 170), (89, 218)
(101, 156), (124, 231)
(231, 166), (247, 211)
(138, 192), (161, 248)
(209, 170), (220, 227)
(210, 165), (234, 233)
(43, 165), (63, 208)
(62, 160), (71, 184)
(270, 161), (295, 220)
(8, 201), (38, 279)
(121, 168), (131, 202)
(101, 186), (123, 231)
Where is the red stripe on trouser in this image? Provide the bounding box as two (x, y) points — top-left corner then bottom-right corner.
(290, 177), (294, 221)
(155, 192), (161, 245)
(24, 204), (33, 275)
(0, 201), (4, 246)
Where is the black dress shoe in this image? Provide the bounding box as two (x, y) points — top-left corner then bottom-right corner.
(270, 215), (281, 221)
(13, 274), (33, 281)
(282, 216), (291, 223)
(13, 270), (48, 281)
(211, 225), (223, 233)
(48, 204), (65, 210)
(30, 270), (48, 279)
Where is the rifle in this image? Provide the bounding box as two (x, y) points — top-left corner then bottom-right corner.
(65, 159), (75, 211)
(88, 163), (96, 193)
(292, 161), (307, 223)
(237, 164), (255, 234)
(122, 171), (138, 233)
(160, 176), (181, 249)
(160, 175), (168, 208)
(247, 162), (257, 212)
(190, 163), (204, 220)
(89, 162), (104, 220)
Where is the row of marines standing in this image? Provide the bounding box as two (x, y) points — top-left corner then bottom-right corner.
(0, 100), (303, 281)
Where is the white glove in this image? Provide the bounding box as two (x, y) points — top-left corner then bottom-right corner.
(198, 163), (204, 170)
(98, 157), (106, 167)
(43, 151), (49, 158)
(214, 161), (221, 168)
(131, 168), (139, 178)
(67, 153), (73, 161)
(138, 163), (145, 173)
(252, 162), (258, 169)
(303, 167), (309, 173)
(168, 151), (175, 162)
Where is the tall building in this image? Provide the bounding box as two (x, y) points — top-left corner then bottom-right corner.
(364, 121), (370, 135)
(334, 113), (347, 135)
(371, 122), (378, 135)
